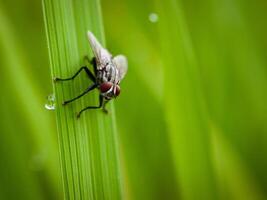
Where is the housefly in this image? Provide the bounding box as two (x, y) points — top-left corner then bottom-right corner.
(54, 31), (128, 118)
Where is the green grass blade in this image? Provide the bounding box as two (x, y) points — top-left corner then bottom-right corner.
(155, 0), (218, 199)
(42, 0), (122, 199)
(0, 6), (61, 200)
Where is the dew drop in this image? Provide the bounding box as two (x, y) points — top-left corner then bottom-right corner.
(148, 13), (159, 23)
(45, 93), (56, 110)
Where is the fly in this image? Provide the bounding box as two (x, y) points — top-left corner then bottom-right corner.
(54, 31), (128, 118)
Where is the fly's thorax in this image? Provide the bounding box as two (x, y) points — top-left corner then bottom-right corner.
(96, 61), (119, 84)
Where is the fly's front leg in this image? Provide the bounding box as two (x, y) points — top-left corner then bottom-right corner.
(63, 83), (97, 105)
(77, 95), (103, 118)
(54, 66), (96, 82)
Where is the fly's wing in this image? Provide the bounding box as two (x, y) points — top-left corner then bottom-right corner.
(113, 55), (128, 81)
(87, 31), (112, 69)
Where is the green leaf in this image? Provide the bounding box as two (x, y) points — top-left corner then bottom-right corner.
(155, 0), (218, 199)
(0, 6), (61, 200)
(42, 0), (122, 199)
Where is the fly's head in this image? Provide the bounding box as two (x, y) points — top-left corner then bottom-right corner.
(99, 82), (120, 100)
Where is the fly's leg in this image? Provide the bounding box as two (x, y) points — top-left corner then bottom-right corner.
(63, 83), (97, 105)
(54, 66), (96, 82)
(91, 57), (97, 75)
(84, 55), (97, 75)
(102, 100), (109, 114)
(77, 95), (103, 118)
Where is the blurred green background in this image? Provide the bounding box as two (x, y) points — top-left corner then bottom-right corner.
(0, 0), (267, 199)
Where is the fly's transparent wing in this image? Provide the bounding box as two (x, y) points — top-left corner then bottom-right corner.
(113, 55), (128, 81)
(87, 31), (112, 69)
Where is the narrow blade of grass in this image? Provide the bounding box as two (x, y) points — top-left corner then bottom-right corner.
(155, 0), (218, 199)
(0, 6), (61, 200)
(42, 0), (122, 199)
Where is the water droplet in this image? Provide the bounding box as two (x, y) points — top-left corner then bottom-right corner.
(149, 13), (159, 23)
(45, 93), (56, 110)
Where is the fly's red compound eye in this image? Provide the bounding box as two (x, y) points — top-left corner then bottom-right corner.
(100, 82), (113, 93)
(115, 85), (120, 96)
